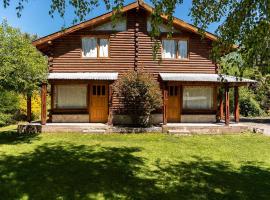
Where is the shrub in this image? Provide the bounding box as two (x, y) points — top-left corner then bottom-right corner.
(239, 88), (264, 117)
(19, 91), (41, 120)
(113, 70), (162, 127)
(0, 89), (19, 126)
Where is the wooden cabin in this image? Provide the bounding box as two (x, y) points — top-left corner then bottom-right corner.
(33, 1), (255, 126)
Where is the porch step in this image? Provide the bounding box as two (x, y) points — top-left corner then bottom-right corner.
(82, 129), (106, 133)
(167, 129), (191, 136)
(168, 129), (191, 135)
(41, 123), (110, 133)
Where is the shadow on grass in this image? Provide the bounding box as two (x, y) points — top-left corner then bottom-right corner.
(0, 130), (40, 145)
(153, 157), (270, 199)
(0, 143), (270, 199)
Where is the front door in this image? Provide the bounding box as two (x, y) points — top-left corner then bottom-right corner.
(167, 85), (181, 122)
(90, 83), (108, 123)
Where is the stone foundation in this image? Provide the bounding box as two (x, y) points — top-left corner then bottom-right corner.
(52, 114), (89, 123)
(113, 114), (163, 125)
(181, 115), (216, 123)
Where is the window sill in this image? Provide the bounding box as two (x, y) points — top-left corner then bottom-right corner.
(162, 58), (189, 61)
(81, 57), (110, 59)
(52, 108), (88, 114)
(182, 109), (216, 115)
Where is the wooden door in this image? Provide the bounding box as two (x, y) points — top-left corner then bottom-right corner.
(167, 85), (181, 122)
(90, 83), (108, 123)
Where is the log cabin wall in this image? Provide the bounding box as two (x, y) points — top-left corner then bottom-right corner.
(136, 9), (216, 75)
(49, 8), (217, 114)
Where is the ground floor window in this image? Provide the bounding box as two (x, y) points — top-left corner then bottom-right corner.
(54, 85), (87, 109)
(183, 86), (214, 110)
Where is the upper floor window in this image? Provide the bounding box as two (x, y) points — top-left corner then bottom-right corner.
(82, 37), (109, 58)
(162, 39), (188, 59)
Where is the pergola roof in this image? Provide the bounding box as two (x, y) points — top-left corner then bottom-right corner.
(48, 72), (118, 80)
(159, 73), (256, 85)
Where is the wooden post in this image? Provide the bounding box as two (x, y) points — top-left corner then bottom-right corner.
(41, 83), (47, 125)
(219, 89), (224, 121)
(225, 84), (230, 126)
(234, 86), (239, 123)
(107, 84), (113, 125)
(163, 84), (168, 125)
(27, 94), (32, 123)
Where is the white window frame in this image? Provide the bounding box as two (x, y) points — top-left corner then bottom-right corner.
(182, 86), (214, 110)
(54, 84), (88, 109)
(162, 38), (189, 60)
(82, 37), (109, 58)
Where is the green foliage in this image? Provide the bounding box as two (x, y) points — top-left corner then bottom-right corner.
(0, 20), (47, 95)
(221, 52), (269, 116)
(0, 89), (20, 126)
(239, 88), (264, 117)
(113, 70), (162, 126)
(191, 0), (270, 73)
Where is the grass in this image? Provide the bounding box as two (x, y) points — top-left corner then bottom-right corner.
(0, 126), (270, 199)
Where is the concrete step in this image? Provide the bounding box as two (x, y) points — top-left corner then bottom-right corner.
(82, 129), (106, 133)
(168, 129), (191, 135)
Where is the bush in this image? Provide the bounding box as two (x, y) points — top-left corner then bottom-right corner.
(239, 88), (264, 117)
(114, 70), (162, 127)
(0, 89), (20, 126)
(19, 91), (41, 121)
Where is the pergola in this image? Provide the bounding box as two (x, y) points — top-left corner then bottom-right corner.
(159, 73), (256, 126)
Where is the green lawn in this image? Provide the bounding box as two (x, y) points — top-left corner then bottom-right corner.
(1, 126), (270, 199)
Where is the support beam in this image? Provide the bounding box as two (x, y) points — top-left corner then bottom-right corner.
(41, 83), (47, 125)
(27, 94), (32, 123)
(234, 86), (240, 123)
(225, 84), (230, 126)
(107, 84), (113, 125)
(163, 84), (168, 125)
(219, 89), (224, 121)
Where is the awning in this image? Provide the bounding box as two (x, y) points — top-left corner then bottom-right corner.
(48, 72), (118, 80)
(159, 73), (256, 84)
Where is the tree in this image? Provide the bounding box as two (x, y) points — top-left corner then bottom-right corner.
(220, 52), (270, 116)
(191, 0), (270, 73)
(0, 20), (47, 96)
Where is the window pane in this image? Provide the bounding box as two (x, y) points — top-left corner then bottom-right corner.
(82, 37), (97, 57)
(169, 86), (174, 96)
(93, 85), (96, 95)
(178, 40), (188, 59)
(99, 39), (109, 57)
(102, 85), (106, 96)
(162, 40), (176, 59)
(183, 87), (213, 109)
(55, 85), (87, 109)
(97, 86), (101, 95)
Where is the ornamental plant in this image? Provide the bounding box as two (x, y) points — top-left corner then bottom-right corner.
(113, 70), (162, 127)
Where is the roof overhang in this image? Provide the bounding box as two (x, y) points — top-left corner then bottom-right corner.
(33, 1), (219, 50)
(159, 73), (256, 86)
(48, 72), (118, 81)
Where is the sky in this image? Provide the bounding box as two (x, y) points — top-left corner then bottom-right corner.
(0, 0), (221, 37)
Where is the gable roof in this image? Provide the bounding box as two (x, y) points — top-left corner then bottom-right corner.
(33, 1), (218, 48)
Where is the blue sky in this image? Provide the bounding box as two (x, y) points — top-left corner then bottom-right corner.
(0, 0), (220, 37)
